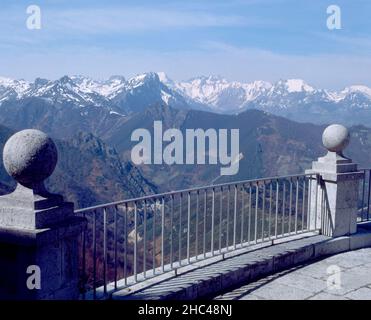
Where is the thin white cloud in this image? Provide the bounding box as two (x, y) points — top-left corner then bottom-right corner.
(45, 7), (255, 35)
(315, 32), (371, 52)
(0, 4), (268, 49)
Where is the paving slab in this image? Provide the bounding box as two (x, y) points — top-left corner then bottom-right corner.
(250, 283), (314, 300)
(345, 287), (371, 300)
(217, 247), (371, 300)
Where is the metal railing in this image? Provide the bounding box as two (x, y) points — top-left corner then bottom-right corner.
(359, 168), (371, 222)
(75, 173), (322, 299)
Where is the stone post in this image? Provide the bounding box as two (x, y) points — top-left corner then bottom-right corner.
(0, 129), (86, 300)
(306, 124), (363, 237)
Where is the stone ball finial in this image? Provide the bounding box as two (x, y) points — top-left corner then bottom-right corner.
(3, 129), (58, 188)
(322, 124), (350, 153)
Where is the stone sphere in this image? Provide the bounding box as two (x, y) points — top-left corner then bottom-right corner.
(322, 124), (350, 153)
(3, 129), (58, 187)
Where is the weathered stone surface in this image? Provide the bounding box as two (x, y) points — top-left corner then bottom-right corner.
(308, 292), (348, 300)
(350, 227), (371, 249)
(217, 247), (371, 300)
(274, 272), (328, 293)
(345, 287), (371, 300)
(247, 282), (314, 300)
(0, 130), (75, 230)
(322, 124), (350, 153)
(0, 217), (85, 300)
(306, 125), (362, 237)
(3, 129), (57, 188)
(314, 236), (350, 257)
(0, 129), (86, 300)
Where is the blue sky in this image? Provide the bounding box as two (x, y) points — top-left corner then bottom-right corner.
(0, 0), (370, 89)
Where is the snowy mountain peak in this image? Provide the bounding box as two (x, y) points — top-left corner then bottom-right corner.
(0, 77), (31, 102)
(171, 76), (273, 112)
(157, 71), (171, 83)
(274, 79), (315, 93)
(59, 75), (74, 84)
(325, 85), (371, 103)
(187, 75), (227, 85)
(108, 75), (126, 82)
(244, 80), (272, 92)
(344, 85), (371, 99)
(0, 76), (30, 90)
(129, 72), (160, 85)
(34, 78), (49, 86)
(242, 81), (272, 101)
(0, 76), (17, 86)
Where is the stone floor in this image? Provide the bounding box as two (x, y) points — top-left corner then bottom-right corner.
(215, 248), (371, 300)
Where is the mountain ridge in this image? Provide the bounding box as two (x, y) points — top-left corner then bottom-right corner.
(1, 72), (371, 125)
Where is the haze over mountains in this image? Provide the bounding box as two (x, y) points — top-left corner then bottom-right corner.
(1, 72), (371, 125)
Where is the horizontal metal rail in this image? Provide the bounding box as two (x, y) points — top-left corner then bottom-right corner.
(359, 168), (371, 222)
(75, 173), (314, 213)
(76, 173), (322, 299)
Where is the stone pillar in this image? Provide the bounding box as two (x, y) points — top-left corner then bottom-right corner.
(306, 124), (363, 237)
(0, 129), (86, 300)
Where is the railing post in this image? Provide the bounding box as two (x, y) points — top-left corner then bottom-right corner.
(306, 124), (363, 237)
(0, 129), (86, 300)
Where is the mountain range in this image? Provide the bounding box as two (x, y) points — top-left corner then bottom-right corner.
(1, 99), (371, 194)
(1, 72), (371, 125)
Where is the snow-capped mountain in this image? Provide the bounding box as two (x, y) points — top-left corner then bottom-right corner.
(1, 72), (371, 125)
(0, 72), (189, 114)
(109, 72), (189, 113)
(163, 74), (371, 124)
(164, 74), (272, 112)
(169, 75), (371, 112)
(26, 76), (112, 107)
(71, 75), (126, 99)
(0, 77), (31, 102)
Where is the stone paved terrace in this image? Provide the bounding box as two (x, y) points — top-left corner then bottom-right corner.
(214, 248), (371, 300)
(110, 222), (371, 300)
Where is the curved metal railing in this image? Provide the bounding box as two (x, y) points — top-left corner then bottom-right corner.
(76, 173), (322, 299)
